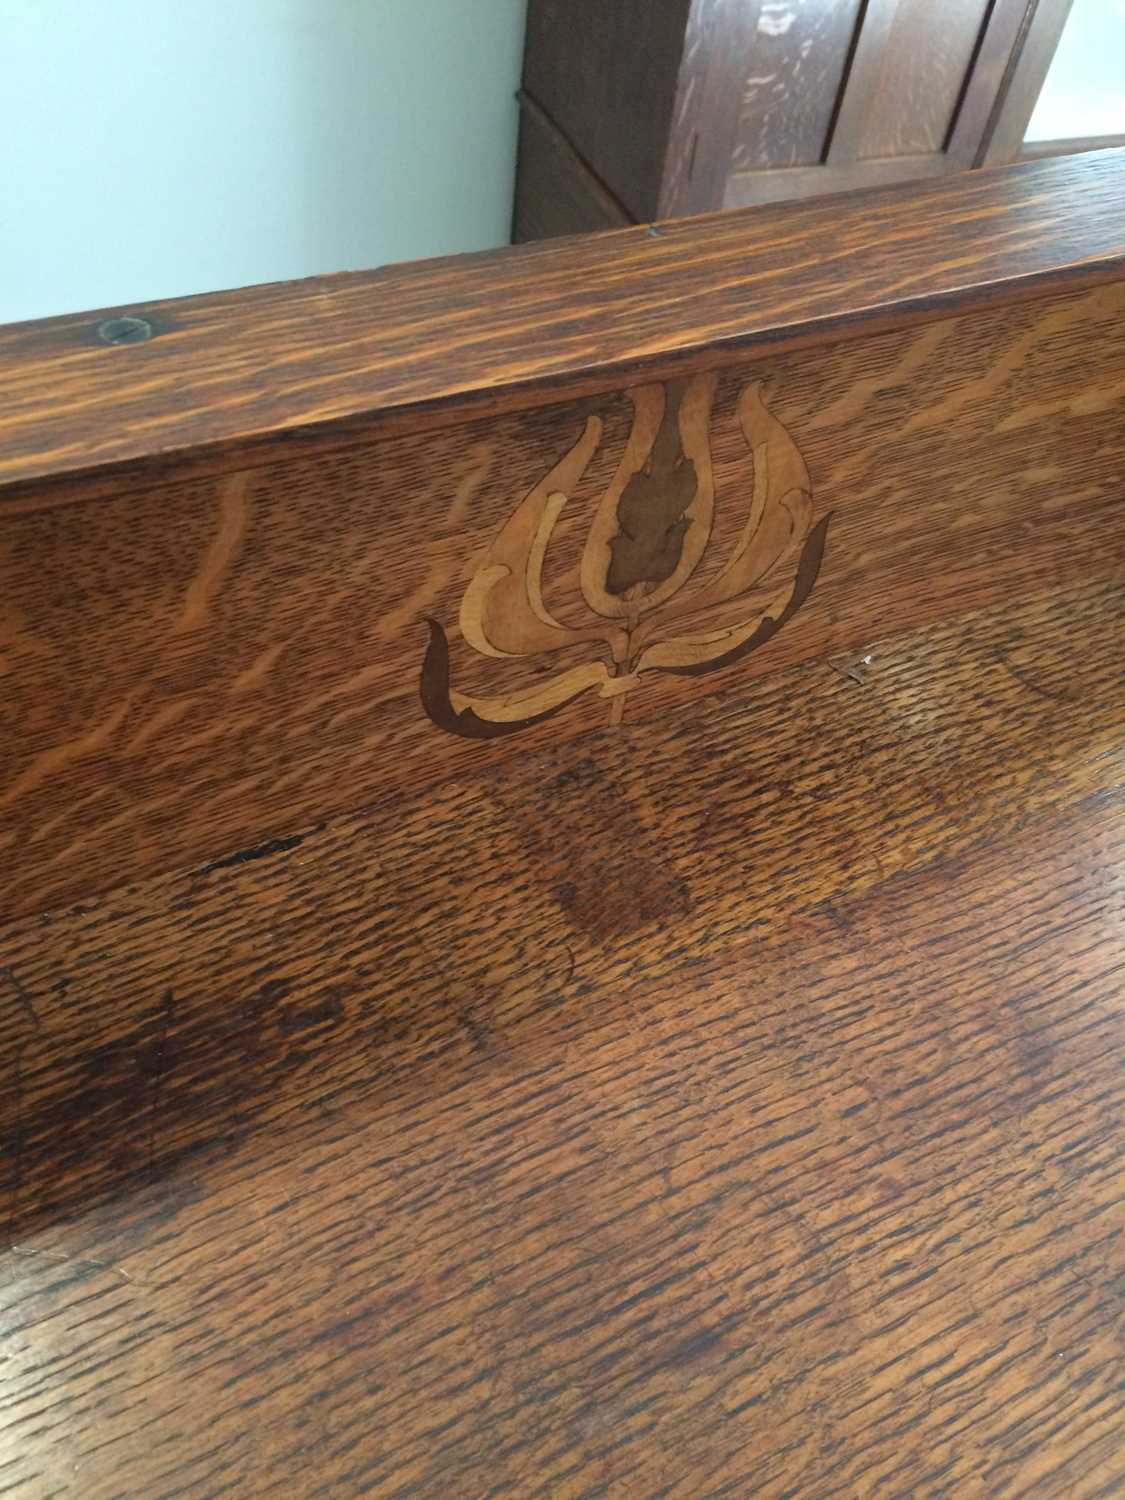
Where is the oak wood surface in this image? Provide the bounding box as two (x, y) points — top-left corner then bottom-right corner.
(3, 275), (1124, 922)
(2, 149), (1125, 499)
(825, 0), (993, 164)
(732, 0), (864, 172)
(725, 151), (951, 208)
(657, 0), (770, 219)
(3, 130), (1123, 1500)
(516, 0), (1062, 225)
(2, 575), (1124, 1497)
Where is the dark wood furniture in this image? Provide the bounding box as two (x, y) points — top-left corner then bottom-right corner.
(513, 0), (1114, 238)
(2, 149), (1125, 1496)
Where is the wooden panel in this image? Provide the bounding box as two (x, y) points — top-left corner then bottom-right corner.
(984, 0), (1079, 163)
(829, 0), (994, 163)
(512, 95), (633, 244)
(733, 0), (865, 171)
(727, 0), (1044, 203)
(725, 152), (949, 207)
(522, 0), (692, 220)
(658, 0), (769, 219)
(2, 574), (1124, 1495)
(946, 0), (1042, 167)
(3, 276), (1125, 920)
(2, 149), (1124, 499)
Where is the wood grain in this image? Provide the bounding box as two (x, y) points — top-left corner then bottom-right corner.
(5, 132), (1125, 1500)
(3, 267), (1124, 921)
(827, 0), (993, 163)
(725, 151), (951, 208)
(2, 575), (1124, 1497)
(516, 0), (1088, 226)
(657, 0), (769, 219)
(732, 0), (864, 172)
(2, 149), (1125, 499)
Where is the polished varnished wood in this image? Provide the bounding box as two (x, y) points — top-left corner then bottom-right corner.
(726, 0), (1055, 207)
(731, 0), (864, 172)
(3, 261), (1125, 920)
(658, 0), (770, 219)
(517, 0), (1084, 224)
(2, 577), (1124, 1497)
(2, 149), (1123, 498)
(826, 0), (994, 161)
(4, 149), (1125, 1498)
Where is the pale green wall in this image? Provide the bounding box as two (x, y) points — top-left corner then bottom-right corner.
(0, 0), (528, 323)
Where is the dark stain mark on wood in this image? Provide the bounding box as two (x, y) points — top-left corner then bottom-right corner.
(147, 991), (175, 1177)
(458, 1005), (499, 1061)
(5, 1048), (26, 1249)
(492, 750), (693, 937)
(2, 968), (41, 1249)
(995, 649), (1083, 704)
(658, 1322), (730, 1371)
(199, 833), (307, 876)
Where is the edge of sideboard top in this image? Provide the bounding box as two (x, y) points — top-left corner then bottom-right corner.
(3, 148), (1124, 501)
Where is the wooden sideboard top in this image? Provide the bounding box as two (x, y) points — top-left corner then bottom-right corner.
(2, 148), (1124, 499)
(3, 575), (1124, 1496)
(3, 120), (1125, 1498)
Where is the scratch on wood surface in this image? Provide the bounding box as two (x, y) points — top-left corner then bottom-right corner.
(198, 833), (306, 877)
(8, 1244), (142, 1286)
(447, 439), (497, 529)
(826, 654), (872, 686)
(996, 650), (1081, 704)
(126, 697), (197, 753)
(2, 967), (41, 1032)
(148, 991), (176, 1177)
